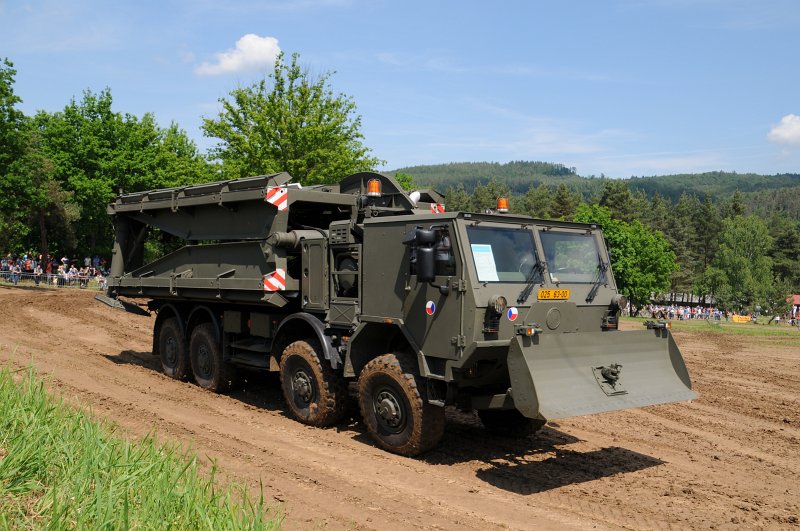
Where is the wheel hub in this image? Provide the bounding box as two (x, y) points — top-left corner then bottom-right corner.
(292, 369), (314, 404)
(197, 345), (212, 377)
(375, 390), (403, 429)
(164, 337), (177, 366)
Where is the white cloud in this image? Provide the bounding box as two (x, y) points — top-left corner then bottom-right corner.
(768, 114), (800, 147)
(195, 34), (281, 76)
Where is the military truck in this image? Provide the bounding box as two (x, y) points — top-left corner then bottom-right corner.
(101, 171), (695, 456)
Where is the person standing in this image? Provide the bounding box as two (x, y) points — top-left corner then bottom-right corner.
(34, 263), (43, 286)
(11, 262), (21, 285)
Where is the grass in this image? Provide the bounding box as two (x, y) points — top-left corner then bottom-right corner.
(0, 365), (281, 530)
(622, 316), (800, 339)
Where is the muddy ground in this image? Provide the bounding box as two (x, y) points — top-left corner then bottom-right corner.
(0, 286), (798, 529)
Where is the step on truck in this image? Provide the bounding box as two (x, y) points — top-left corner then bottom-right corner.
(101, 171), (695, 456)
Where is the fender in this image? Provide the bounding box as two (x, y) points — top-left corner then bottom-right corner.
(275, 313), (341, 368)
(187, 305), (222, 341)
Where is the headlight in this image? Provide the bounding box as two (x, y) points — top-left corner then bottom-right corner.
(489, 295), (507, 314)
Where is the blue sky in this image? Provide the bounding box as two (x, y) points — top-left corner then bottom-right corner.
(2, 0), (799, 178)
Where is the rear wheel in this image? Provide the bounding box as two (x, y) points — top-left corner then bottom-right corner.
(189, 323), (235, 392)
(478, 409), (546, 438)
(280, 340), (348, 427)
(358, 353), (445, 456)
(158, 318), (189, 380)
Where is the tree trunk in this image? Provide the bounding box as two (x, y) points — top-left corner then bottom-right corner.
(37, 210), (49, 258)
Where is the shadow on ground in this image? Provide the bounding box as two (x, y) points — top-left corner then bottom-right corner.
(106, 348), (664, 494)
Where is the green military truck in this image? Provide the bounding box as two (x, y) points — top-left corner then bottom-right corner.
(101, 171), (695, 456)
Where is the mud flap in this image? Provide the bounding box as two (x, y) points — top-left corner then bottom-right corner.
(507, 330), (696, 420)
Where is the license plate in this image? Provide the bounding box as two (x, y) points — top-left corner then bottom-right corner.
(538, 289), (570, 300)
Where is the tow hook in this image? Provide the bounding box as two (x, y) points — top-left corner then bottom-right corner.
(593, 363), (627, 396)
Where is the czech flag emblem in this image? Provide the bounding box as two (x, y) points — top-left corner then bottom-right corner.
(507, 307), (519, 321)
(425, 300), (436, 316)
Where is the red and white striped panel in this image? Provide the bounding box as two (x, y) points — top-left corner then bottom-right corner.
(263, 268), (286, 291)
(431, 203), (446, 214)
(265, 186), (288, 211)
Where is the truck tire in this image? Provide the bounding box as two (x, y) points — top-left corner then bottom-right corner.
(189, 323), (235, 392)
(357, 353), (445, 456)
(478, 409), (546, 438)
(158, 317), (189, 380)
(279, 340), (348, 427)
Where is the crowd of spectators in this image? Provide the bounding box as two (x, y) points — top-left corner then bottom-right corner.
(635, 303), (726, 321)
(631, 302), (800, 326)
(1, 252), (109, 289)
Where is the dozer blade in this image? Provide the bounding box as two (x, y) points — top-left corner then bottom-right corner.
(507, 329), (696, 420)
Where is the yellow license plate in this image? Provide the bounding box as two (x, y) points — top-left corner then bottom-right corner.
(538, 289), (570, 300)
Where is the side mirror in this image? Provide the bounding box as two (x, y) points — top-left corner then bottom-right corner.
(416, 247), (435, 282)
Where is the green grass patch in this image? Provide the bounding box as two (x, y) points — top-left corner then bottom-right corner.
(0, 365), (280, 529)
(622, 316), (800, 339)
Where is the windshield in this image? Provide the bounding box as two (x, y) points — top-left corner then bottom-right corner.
(539, 230), (602, 283)
(467, 226), (540, 283)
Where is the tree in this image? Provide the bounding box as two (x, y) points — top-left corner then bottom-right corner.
(0, 58), (25, 176)
(598, 180), (645, 222)
(769, 216), (800, 292)
(1, 125), (80, 257)
(720, 190), (746, 219)
(574, 204), (678, 313)
(0, 57), (28, 251)
(642, 193), (670, 234)
(667, 193), (702, 293)
(32, 89), (213, 255)
(472, 179), (511, 213)
(203, 52), (383, 185)
(517, 183), (553, 219)
(551, 183), (578, 220)
(703, 215), (776, 312)
(443, 183), (472, 212)
(393, 171), (415, 191)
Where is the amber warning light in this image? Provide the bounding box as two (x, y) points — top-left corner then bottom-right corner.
(367, 178), (382, 197)
(497, 197), (509, 213)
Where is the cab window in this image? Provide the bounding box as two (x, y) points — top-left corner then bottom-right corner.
(466, 226), (540, 282)
(539, 231), (601, 283)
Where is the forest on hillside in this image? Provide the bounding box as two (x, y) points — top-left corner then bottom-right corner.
(397, 161), (800, 220)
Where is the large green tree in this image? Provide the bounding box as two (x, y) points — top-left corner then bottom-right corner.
(27, 89), (213, 254)
(202, 52), (383, 185)
(702, 215), (778, 312)
(768, 216), (800, 292)
(575, 204), (678, 313)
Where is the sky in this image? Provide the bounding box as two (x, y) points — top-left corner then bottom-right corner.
(1, 0), (799, 178)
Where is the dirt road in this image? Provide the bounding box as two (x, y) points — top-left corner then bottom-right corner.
(0, 286), (798, 529)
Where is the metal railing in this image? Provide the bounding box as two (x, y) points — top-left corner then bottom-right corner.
(0, 271), (107, 290)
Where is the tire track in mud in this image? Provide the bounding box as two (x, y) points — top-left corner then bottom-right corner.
(1, 287), (799, 529)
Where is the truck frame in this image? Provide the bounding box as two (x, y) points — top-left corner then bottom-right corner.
(102, 171), (695, 455)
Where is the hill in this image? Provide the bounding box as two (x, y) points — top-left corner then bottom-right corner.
(393, 162), (800, 214)
(393, 161), (588, 195)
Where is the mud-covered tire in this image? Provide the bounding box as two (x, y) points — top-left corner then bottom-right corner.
(189, 323), (236, 392)
(279, 340), (348, 427)
(358, 353), (445, 456)
(158, 317), (189, 380)
(478, 409), (546, 438)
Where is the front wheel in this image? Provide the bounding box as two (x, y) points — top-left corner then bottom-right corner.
(478, 409), (546, 438)
(279, 340), (348, 427)
(357, 353), (445, 456)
